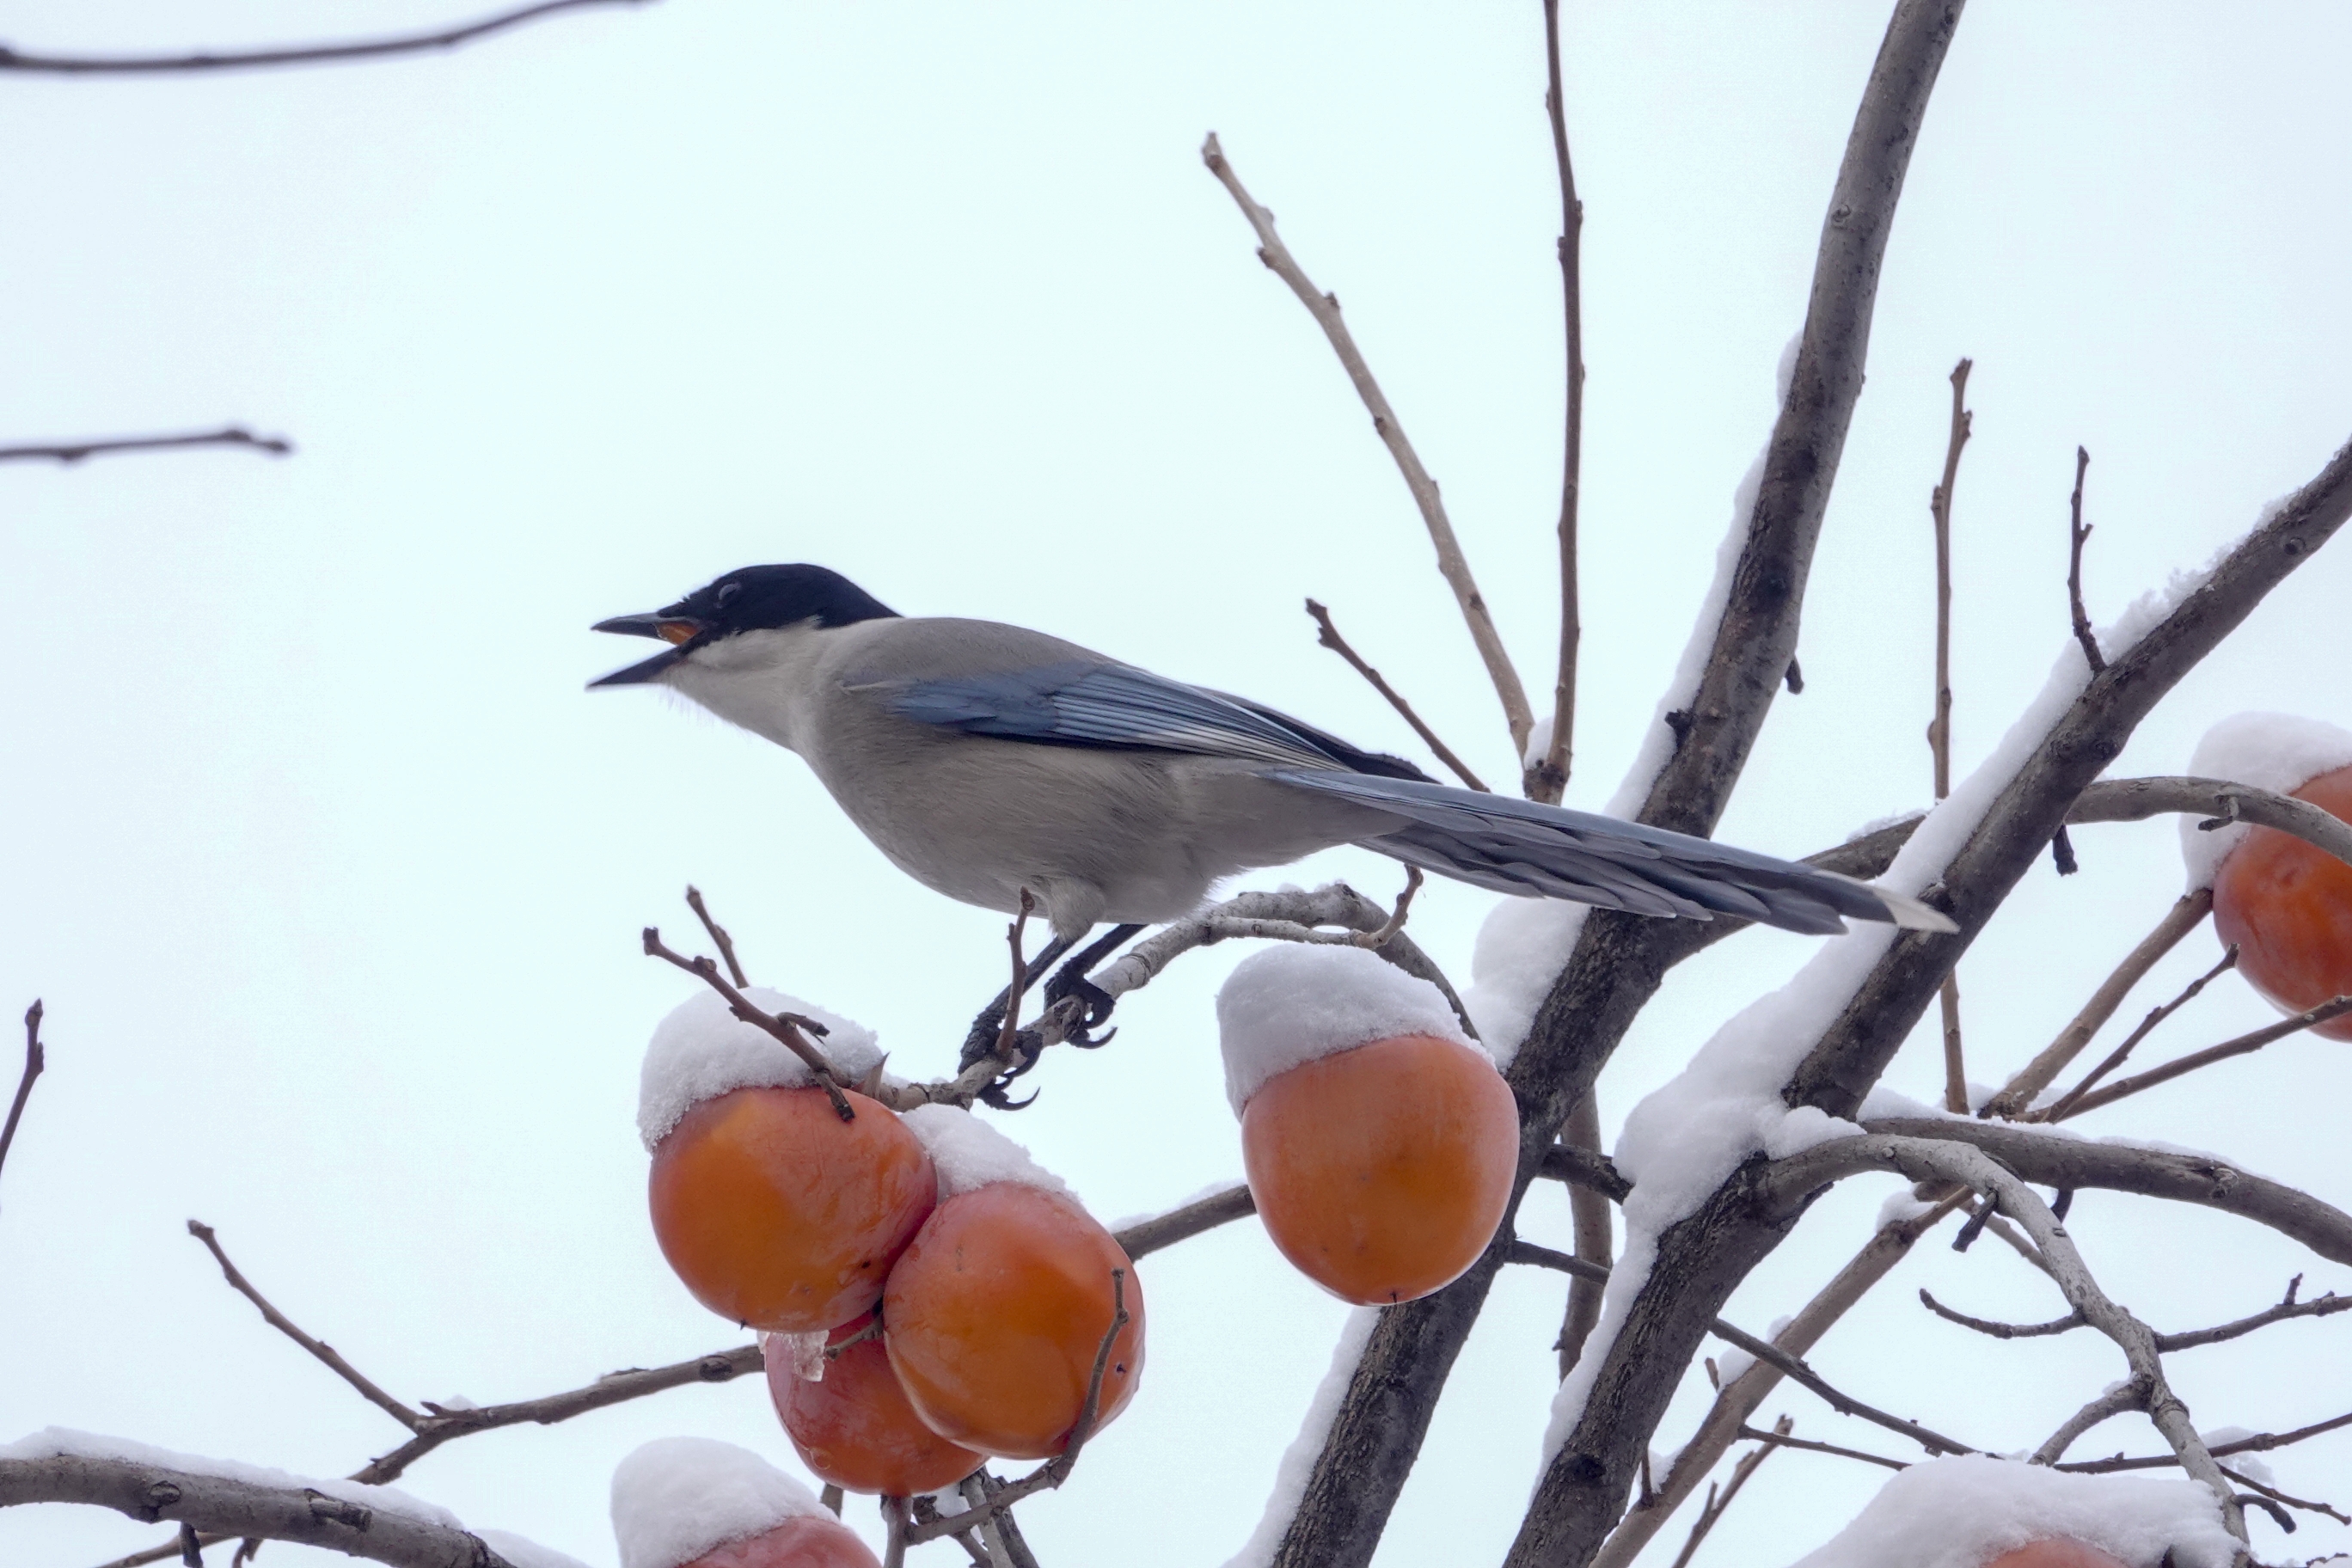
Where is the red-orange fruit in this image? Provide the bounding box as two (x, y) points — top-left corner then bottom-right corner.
(650, 1087), (937, 1332)
(882, 1183), (1145, 1461)
(1241, 1032), (1517, 1305)
(767, 1311), (984, 1496)
(1981, 1542), (2133, 1568)
(2213, 763), (2352, 1042)
(683, 1516), (880, 1568)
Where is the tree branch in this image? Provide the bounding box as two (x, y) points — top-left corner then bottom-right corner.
(1201, 132), (1536, 754)
(640, 927), (853, 1119)
(0, 1000), (45, 1194)
(1663, 1418), (1785, 1568)
(1277, 10), (1972, 1563)
(1, 1452), (518, 1568)
(186, 1222), (424, 1431)
(0, 428), (290, 465)
(0, 1), (649, 75)
(1532, 0), (1584, 805)
(2051, 995), (2352, 1121)
(2055, 1409), (2352, 1474)
(1303, 599), (1489, 792)
(2037, 946), (2238, 1121)
(2068, 445), (2104, 671)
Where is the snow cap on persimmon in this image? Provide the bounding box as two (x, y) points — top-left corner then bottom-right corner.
(1215, 944), (1479, 1117)
(2177, 711), (2352, 890)
(609, 1436), (830, 1568)
(898, 1103), (1071, 1198)
(638, 989), (885, 1150)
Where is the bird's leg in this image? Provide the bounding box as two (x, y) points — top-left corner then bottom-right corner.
(957, 926), (1077, 1073)
(1042, 924), (1145, 1047)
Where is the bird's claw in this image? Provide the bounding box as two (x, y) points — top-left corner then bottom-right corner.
(1043, 973), (1118, 1046)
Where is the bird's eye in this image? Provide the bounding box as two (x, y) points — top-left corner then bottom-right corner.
(714, 582), (742, 609)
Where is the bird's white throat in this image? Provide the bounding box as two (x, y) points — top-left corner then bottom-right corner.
(660, 622), (838, 754)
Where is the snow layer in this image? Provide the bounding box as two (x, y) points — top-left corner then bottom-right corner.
(1216, 944), (1476, 1116)
(610, 1436), (825, 1568)
(899, 1103), (1069, 1198)
(1222, 1306), (1381, 1568)
(1783, 1455), (2236, 1568)
(1539, 561), (2220, 1467)
(2177, 711), (2352, 889)
(0, 1427), (458, 1528)
(638, 988), (885, 1151)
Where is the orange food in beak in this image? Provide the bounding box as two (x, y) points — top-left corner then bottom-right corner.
(658, 619), (701, 645)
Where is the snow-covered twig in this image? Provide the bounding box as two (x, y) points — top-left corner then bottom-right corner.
(0, 427), (290, 464)
(1200, 132), (1535, 756)
(1088, 884), (1468, 1032)
(0, 1001), (44, 1193)
(186, 1221), (424, 1432)
(0, 1451), (517, 1568)
(1533, 0), (1584, 805)
(0, 0), (648, 75)
(1303, 599), (1490, 792)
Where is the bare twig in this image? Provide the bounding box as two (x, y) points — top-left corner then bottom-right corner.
(1556, 1093), (1613, 1378)
(2056, 1409), (2352, 1474)
(1919, 1289), (2082, 1341)
(1777, 1136), (2247, 1540)
(1731, 1424), (1908, 1473)
(683, 886), (748, 988)
(0, 427), (291, 465)
(959, 1473), (1040, 1568)
(1982, 888), (2213, 1118)
(1303, 600), (1489, 791)
(1532, 0), (1585, 805)
(2221, 1468), (2349, 1528)
(2054, 995), (2352, 1120)
(187, 1222), (423, 1430)
(880, 1495), (909, 1568)
(1347, 868), (1424, 950)
(0, 0), (649, 75)
(1926, 358), (1972, 804)
(1926, 360), (1973, 1112)
(1202, 132), (1534, 753)
(1665, 1418), (1787, 1568)
(2034, 1381), (2146, 1465)
(0, 1001), (45, 1191)
(2037, 946), (2238, 1120)
(903, 1271), (1130, 1545)
(2068, 446), (2105, 671)
(1112, 1184), (1256, 1260)
(640, 927), (851, 1119)
(1505, 1240), (1979, 1457)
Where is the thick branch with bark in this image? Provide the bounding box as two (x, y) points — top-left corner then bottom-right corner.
(0, 1452), (519, 1568)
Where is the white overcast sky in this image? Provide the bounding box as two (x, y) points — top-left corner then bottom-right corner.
(3, 3), (2349, 1566)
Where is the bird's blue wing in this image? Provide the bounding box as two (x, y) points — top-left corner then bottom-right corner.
(890, 661), (1399, 770)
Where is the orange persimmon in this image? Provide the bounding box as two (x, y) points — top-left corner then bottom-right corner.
(681, 1517), (880, 1568)
(1982, 1542), (2133, 1568)
(882, 1182), (1144, 1461)
(767, 1311), (983, 1496)
(1241, 1032), (1517, 1305)
(2213, 763), (2352, 1042)
(649, 1086), (936, 1332)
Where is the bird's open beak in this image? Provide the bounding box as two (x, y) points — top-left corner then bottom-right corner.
(589, 612), (705, 688)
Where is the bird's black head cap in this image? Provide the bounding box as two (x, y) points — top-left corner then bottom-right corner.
(589, 564), (899, 686)
(658, 564), (900, 634)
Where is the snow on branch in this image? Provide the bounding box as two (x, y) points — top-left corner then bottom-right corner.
(0, 1439), (524, 1568)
